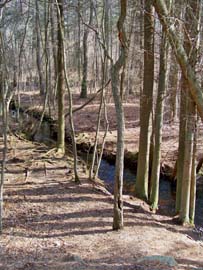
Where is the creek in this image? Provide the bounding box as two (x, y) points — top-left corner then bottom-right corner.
(95, 157), (176, 216)
(11, 109), (203, 227)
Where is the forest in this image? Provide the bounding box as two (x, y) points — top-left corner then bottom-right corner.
(0, 0), (203, 269)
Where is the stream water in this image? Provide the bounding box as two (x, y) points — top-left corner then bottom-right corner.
(196, 183), (203, 226)
(98, 158), (203, 226)
(97, 158), (176, 216)
(12, 110), (203, 227)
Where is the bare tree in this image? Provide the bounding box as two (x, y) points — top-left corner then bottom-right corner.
(56, 0), (65, 153)
(135, 0), (154, 201)
(111, 0), (128, 230)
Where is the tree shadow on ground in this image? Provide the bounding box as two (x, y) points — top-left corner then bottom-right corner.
(3, 185), (157, 239)
(4, 208), (173, 239)
(0, 245), (149, 270)
(4, 174), (198, 243)
(176, 258), (203, 270)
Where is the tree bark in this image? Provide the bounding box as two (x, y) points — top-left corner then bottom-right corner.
(77, 0), (81, 82)
(111, 0), (128, 230)
(190, 127), (197, 224)
(0, 39), (8, 233)
(80, 1), (93, 98)
(176, 75), (187, 213)
(50, 1), (58, 82)
(152, 0), (203, 122)
(179, 0), (200, 225)
(35, 0), (45, 96)
(150, 27), (167, 211)
(56, 0), (80, 182)
(0, 85), (8, 233)
(135, 0), (154, 201)
(179, 95), (195, 224)
(56, 0), (65, 153)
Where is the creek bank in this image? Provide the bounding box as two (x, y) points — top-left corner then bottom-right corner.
(73, 132), (174, 180)
(9, 105), (203, 227)
(137, 256), (178, 268)
(10, 99), (175, 180)
(8, 102), (182, 223)
(9, 98), (203, 226)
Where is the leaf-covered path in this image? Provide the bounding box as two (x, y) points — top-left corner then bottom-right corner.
(0, 135), (203, 270)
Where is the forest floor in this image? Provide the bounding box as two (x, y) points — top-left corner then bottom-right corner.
(1, 89), (202, 269)
(0, 132), (203, 270)
(18, 90), (203, 172)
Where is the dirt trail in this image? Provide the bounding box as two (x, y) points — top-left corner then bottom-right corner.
(0, 135), (203, 270)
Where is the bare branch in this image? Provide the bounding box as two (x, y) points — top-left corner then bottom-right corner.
(65, 79), (111, 118)
(0, 0), (12, 8)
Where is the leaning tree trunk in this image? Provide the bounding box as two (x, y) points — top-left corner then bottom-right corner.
(179, 0), (200, 225)
(135, 0), (154, 201)
(89, 90), (103, 180)
(152, 0), (203, 122)
(111, 0), (128, 230)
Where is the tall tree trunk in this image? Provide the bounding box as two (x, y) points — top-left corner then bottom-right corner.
(168, 53), (179, 122)
(135, 0), (154, 201)
(179, 95), (195, 224)
(50, 1), (58, 82)
(0, 84), (7, 234)
(80, 1), (93, 98)
(56, 0), (80, 182)
(179, 0), (200, 225)
(190, 126), (197, 224)
(176, 75), (187, 213)
(77, 0), (81, 82)
(56, 0), (65, 153)
(150, 26), (168, 211)
(104, 0), (110, 80)
(34, 0), (50, 136)
(35, 0), (45, 96)
(0, 50), (4, 233)
(0, 35), (8, 232)
(175, 1), (187, 213)
(111, 0), (128, 230)
(17, 2), (30, 120)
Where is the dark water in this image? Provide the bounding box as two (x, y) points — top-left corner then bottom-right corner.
(98, 158), (136, 194)
(83, 155), (202, 226)
(12, 110), (202, 227)
(33, 121), (52, 142)
(98, 158), (176, 216)
(196, 184), (203, 226)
